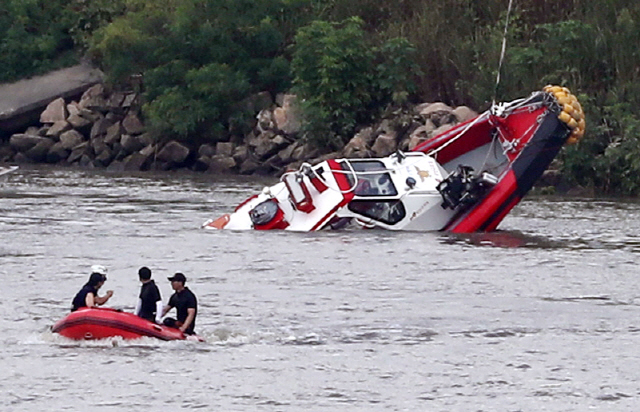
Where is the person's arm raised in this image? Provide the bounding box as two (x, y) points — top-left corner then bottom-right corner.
(94, 290), (113, 306)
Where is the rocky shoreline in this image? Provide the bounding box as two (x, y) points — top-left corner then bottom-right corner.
(0, 83), (480, 176)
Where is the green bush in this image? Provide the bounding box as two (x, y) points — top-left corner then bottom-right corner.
(89, 0), (310, 142)
(291, 18), (419, 149)
(0, 0), (125, 83)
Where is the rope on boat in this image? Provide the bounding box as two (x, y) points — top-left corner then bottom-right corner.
(424, 112), (490, 159)
(493, 0), (515, 106)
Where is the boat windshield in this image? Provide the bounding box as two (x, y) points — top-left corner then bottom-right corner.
(347, 200), (406, 225)
(341, 160), (398, 196)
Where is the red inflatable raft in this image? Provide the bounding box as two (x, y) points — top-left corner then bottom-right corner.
(52, 307), (194, 341)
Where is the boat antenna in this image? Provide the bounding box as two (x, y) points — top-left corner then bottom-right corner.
(493, 0), (515, 106)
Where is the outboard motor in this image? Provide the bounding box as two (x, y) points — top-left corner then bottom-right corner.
(437, 165), (497, 210)
(249, 199), (289, 230)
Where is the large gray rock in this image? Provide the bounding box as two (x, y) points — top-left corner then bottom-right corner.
(13, 153), (32, 163)
(156, 140), (190, 164)
(94, 146), (114, 167)
(198, 143), (216, 158)
(215, 142), (234, 157)
(121, 93), (138, 109)
(104, 122), (124, 145)
(256, 109), (276, 132)
(371, 133), (397, 157)
(407, 120), (436, 150)
(46, 142), (70, 163)
(239, 158), (261, 175)
(120, 134), (146, 154)
(272, 94), (301, 135)
(106, 160), (125, 172)
(79, 84), (108, 112)
(207, 155), (237, 173)
(107, 92), (125, 109)
(431, 123), (456, 138)
(67, 102), (80, 117)
(276, 141), (300, 164)
(78, 154), (95, 168)
(90, 118), (113, 139)
(91, 136), (108, 156)
(59, 130), (85, 150)
(122, 112), (145, 135)
(40, 98), (68, 124)
(452, 106), (478, 123)
(46, 121), (72, 139)
(192, 155), (211, 172)
(342, 131), (372, 158)
(416, 102), (454, 127)
(254, 133), (288, 159)
(67, 113), (93, 132)
(78, 108), (102, 123)
(25, 139), (54, 162)
(10, 134), (50, 152)
(232, 145), (249, 164)
(139, 143), (156, 158)
(66, 142), (90, 164)
(292, 142), (320, 162)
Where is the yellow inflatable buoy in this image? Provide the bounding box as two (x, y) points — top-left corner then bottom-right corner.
(558, 111), (573, 125)
(544, 85), (586, 145)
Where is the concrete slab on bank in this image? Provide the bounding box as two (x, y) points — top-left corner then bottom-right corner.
(0, 64), (103, 136)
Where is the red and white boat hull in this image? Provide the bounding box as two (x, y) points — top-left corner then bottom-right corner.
(52, 307), (197, 341)
(204, 87), (585, 233)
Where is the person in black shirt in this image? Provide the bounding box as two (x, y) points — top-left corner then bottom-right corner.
(134, 266), (162, 323)
(71, 265), (113, 311)
(161, 272), (197, 335)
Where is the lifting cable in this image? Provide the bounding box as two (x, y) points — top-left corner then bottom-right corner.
(493, 0), (515, 107)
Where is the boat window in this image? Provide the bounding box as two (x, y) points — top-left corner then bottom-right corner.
(347, 200), (406, 225)
(340, 160), (398, 196)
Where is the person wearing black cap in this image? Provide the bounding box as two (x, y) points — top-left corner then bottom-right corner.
(134, 266), (162, 323)
(161, 272), (198, 335)
(71, 265), (113, 311)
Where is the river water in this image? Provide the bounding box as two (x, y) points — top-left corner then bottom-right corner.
(1, 165), (639, 411)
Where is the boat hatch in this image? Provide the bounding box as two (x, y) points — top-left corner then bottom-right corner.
(341, 160), (398, 197)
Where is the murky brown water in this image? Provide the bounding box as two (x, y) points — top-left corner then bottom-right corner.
(1, 165), (640, 411)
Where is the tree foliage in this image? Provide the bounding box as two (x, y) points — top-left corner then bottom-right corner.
(0, 0), (125, 82)
(89, 0), (315, 141)
(291, 18), (419, 149)
(4, 0), (640, 195)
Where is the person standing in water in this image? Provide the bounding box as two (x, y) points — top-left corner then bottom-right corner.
(161, 273), (197, 335)
(134, 266), (162, 323)
(71, 265), (113, 311)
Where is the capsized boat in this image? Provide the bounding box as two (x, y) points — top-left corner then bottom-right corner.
(203, 86), (585, 233)
(52, 307), (203, 341)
